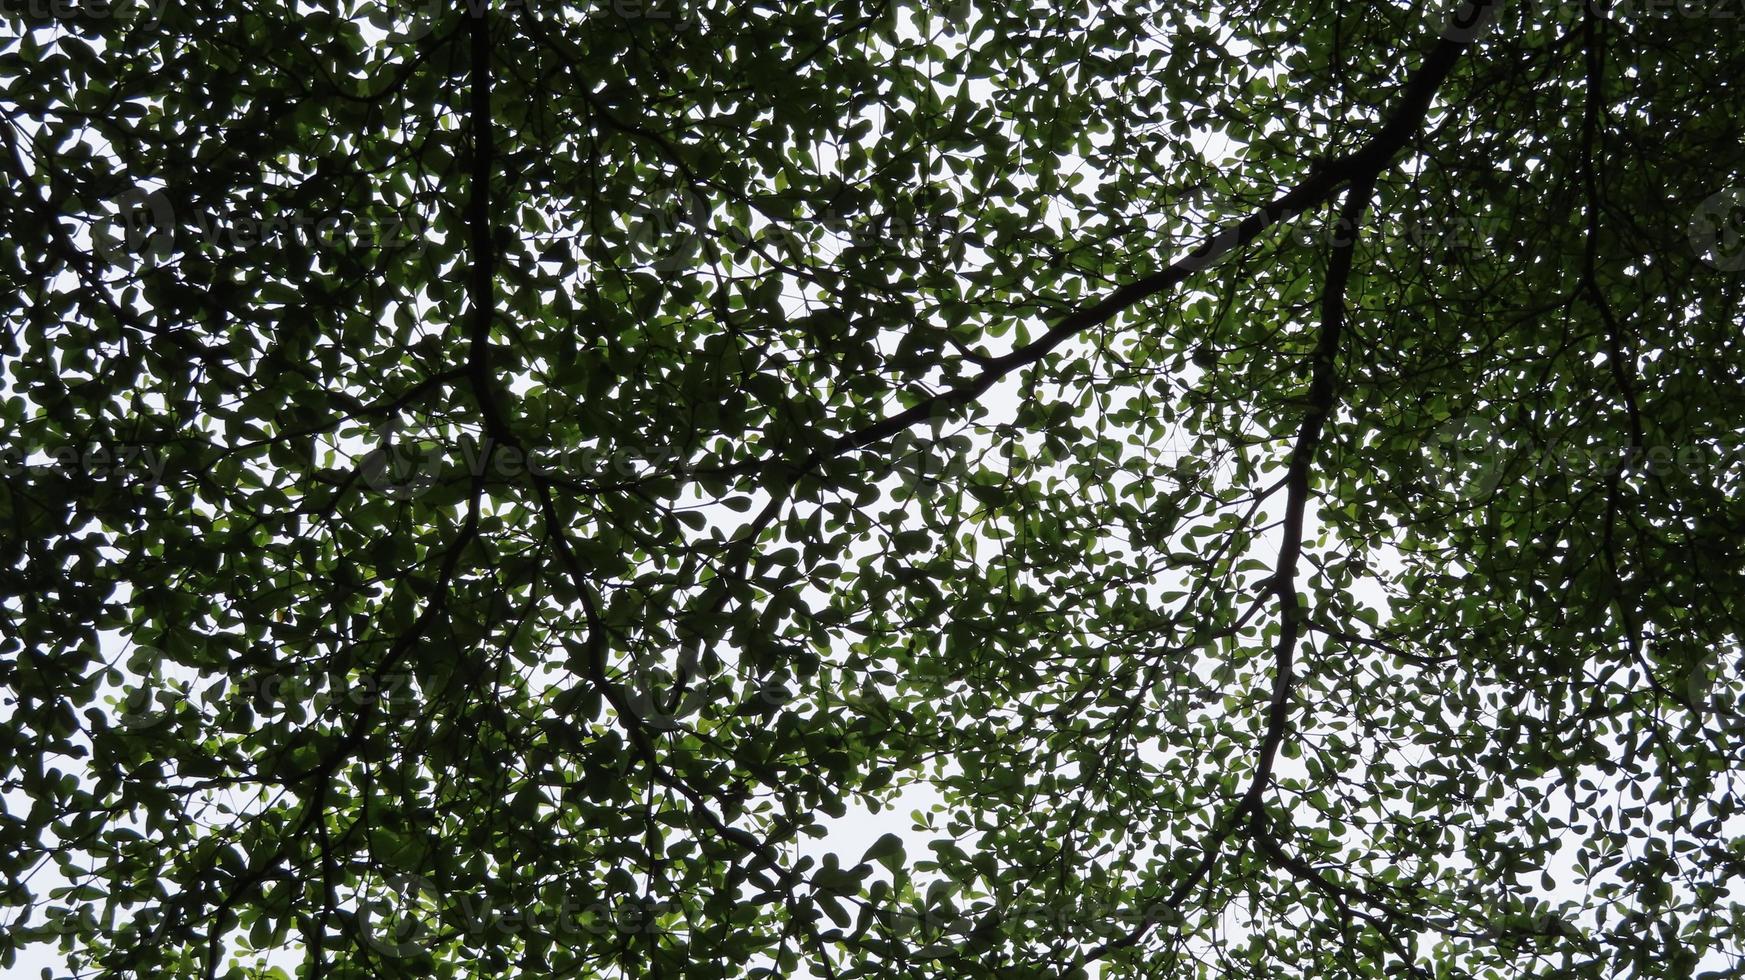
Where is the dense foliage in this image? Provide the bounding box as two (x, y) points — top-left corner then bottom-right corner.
(4, 0), (1745, 976)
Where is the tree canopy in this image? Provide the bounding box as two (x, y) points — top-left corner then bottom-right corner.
(4, 0), (1745, 977)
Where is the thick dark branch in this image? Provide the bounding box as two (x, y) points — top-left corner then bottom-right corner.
(1058, 4), (1503, 965)
(455, 9), (843, 976)
(702, 0), (1501, 486)
(1250, 819), (1433, 978)
(465, 3), (509, 441)
(1063, 170), (1379, 973)
(1239, 167), (1376, 815)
